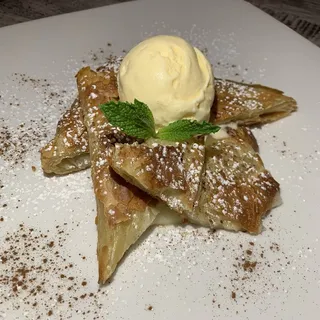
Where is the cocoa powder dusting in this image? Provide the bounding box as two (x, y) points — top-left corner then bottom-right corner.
(242, 261), (257, 272)
(0, 117), (48, 167)
(0, 223), (106, 319)
(211, 238), (291, 313)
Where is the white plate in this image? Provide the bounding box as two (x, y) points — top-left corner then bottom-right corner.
(0, 0), (319, 319)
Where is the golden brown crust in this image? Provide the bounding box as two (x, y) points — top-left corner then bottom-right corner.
(199, 127), (280, 234)
(40, 98), (90, 175)
(110, 127), (280, 233)
(110, 138), (209, 226)
(77, 67), (148, 223)
(210, 79), (297, 125)
(76, 67), (158, 283)
(226, 126), (259, 152)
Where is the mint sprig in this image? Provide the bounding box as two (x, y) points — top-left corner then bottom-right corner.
(100, 99), (156, 139)
(100, 99), (220, 142)
(157, 119), (220, 141)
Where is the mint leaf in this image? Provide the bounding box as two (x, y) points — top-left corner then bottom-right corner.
(100, 99), (157, 139)
(157, 119), (220, 141)
(100, 99), (220, 142)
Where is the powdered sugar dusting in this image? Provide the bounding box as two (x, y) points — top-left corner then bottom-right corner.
(216, 79), (263, 111)
(112, 140), (205, 218)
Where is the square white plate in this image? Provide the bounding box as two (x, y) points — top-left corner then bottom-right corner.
(0, 0), (319, 319)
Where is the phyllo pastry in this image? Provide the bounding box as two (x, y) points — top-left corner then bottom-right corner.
(76, 67), (160, 283)
(110, 138), (209, 226)
(211, 79), (297, 125)
(197, 126), (281, 234)
(111, 126), (280, 234)
(40, 98), (90, 175)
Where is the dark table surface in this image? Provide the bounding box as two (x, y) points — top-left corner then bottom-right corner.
(0, 0), (319, 47)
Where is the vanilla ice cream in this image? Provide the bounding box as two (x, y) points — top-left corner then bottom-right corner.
(118, 35), (214, 128)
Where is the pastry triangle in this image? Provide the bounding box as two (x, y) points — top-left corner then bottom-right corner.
(40, 98), (90, 175)
(110, 126), (280, 234)
(211, 79), (297, 125)
(110, 138), (209, 226)
(76, 67), (159, 283)
(197, 126), (281, 234)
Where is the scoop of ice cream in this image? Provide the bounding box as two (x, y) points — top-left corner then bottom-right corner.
(118, 35), (214, 128)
